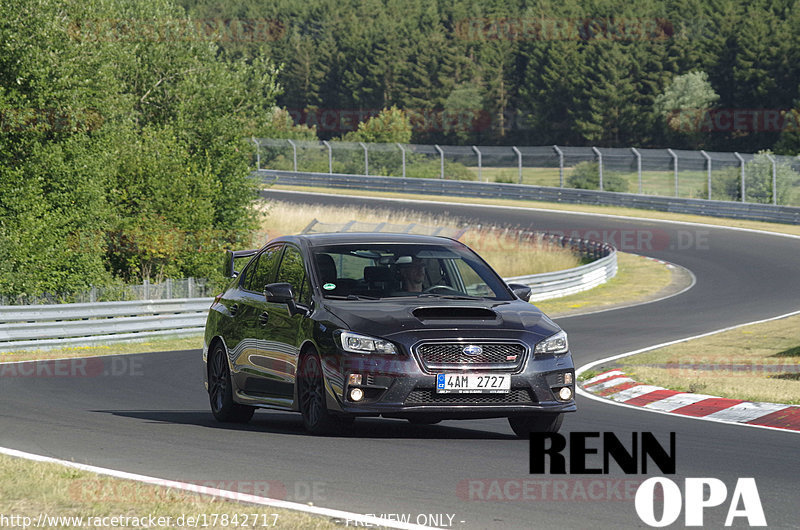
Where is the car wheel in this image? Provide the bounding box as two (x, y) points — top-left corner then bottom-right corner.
(298, 352), (340, 435)
(208, 343), (255, 423)
(508, 413), (563, 438)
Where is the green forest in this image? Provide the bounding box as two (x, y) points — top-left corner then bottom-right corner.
(182, 0), (800, 153)
(2, 0), (800, 299)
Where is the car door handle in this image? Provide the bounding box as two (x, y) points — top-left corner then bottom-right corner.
(259, 311), (269, 326)
(229, 303), (239, 316)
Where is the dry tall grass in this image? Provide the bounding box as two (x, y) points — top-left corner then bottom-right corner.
(259, 201), (581, 276)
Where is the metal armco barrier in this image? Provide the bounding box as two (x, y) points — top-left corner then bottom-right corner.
(0, 207), (620, 352)
(0, 299), (212, 352)
(506, 243), (617, 302)
(257, 169), (800, 225)
(0, 234), (616, 351)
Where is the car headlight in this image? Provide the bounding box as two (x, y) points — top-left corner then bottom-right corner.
(337, 331), (398, 355)
(534, 330), (569, 355)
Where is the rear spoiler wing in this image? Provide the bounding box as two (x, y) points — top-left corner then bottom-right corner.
(225, 249), (259, 278)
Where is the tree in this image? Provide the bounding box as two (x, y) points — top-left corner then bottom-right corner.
(342, 106), (412, 143)
(0, 0), (282, 298)
(654, 70), (719, 144)
(573, 43), (639, 146)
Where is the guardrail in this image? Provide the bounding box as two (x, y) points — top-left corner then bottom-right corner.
(0, 232), (617, 352)
(298, 218), (617, 302)
(257, 169), (800, 225)
(506, 237), (617, 302)
(0, 299), (212, 352)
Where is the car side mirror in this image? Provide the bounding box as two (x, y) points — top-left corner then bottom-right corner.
(265, 282), (310, 316)
(265, 282), (295, 303)
(508, 283), (532, 302)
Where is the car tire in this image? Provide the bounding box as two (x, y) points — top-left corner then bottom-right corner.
(298, 351), (340, 435)
(208, 343), (255, 423)
(508, 413), (563, 438)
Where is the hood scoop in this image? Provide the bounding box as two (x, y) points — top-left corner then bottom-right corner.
(412, 306), (498, 322)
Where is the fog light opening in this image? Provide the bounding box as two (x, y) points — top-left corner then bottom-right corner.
(558, 386), (573, 401)
(349, 387), (364, 402)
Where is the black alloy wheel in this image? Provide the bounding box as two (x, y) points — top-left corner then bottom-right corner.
(208, 343), (255, 423)
(298, 352), (341, 435)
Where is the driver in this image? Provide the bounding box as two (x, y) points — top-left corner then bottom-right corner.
(397, 257), (426, 292)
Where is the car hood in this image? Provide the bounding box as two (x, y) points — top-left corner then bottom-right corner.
(320, 298), (561, 342)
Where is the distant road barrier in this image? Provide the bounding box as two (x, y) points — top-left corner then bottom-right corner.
(506, 239), (617, 302)
(257, 169), (800, 225)
(0, 228), (616, 352)
(0, 299), (211, 352)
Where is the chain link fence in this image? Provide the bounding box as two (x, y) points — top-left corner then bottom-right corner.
(0, 278), (213, 306)
(254, 139), (800, 206)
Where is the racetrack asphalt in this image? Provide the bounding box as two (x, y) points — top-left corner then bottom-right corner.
(1, 190), (799, 528)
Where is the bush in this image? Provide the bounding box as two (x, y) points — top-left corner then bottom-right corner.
(341, 107), (412, 144)
(698, 151), (797, 203)
(0, 0), (280, 299)
(567, 162), (629, 192)
(405, 159), (476, 181)
(494, 172), (517, 184)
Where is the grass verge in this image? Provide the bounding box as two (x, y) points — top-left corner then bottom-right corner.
(0, 453), (339, 529)
(270, 184), (800, 238)
(535, 253), (678, 317)
(616, 313), (800, 405)
(0, 335), (204, 363)
(259, 200), (582, 276)
(0, 256), (677, 362)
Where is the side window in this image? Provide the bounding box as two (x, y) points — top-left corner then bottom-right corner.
(238, 257), (258, 289)
(246, 245), (283, 292)
(276, 246), (309, 305)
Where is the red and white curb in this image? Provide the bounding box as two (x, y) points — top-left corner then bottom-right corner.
(581, 369), (800, 432)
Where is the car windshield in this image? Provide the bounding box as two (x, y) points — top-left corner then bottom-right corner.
(312, 243), (513, 301)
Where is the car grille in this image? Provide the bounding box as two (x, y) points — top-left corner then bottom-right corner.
(404, 389), (535, 405)
(415, 342), (526, 372)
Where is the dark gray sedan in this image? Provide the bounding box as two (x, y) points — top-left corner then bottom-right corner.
(203, 233), (576, 437)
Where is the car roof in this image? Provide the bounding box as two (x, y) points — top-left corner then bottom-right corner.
(270, 232), (464, 248)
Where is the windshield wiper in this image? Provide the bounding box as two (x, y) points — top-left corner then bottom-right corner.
(415, 293), (484, 300)
(325, 294), (381, 300)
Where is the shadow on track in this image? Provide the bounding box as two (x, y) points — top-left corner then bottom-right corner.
(94, 409), (518, 440)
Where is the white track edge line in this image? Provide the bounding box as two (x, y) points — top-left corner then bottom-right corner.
(0, 447), (435, 530)
(575, 308), (800, 435)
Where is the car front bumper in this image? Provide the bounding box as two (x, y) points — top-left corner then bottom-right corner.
(322, 346), (576, 419)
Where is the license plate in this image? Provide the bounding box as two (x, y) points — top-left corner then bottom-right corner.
(436, 373), (510, 393)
